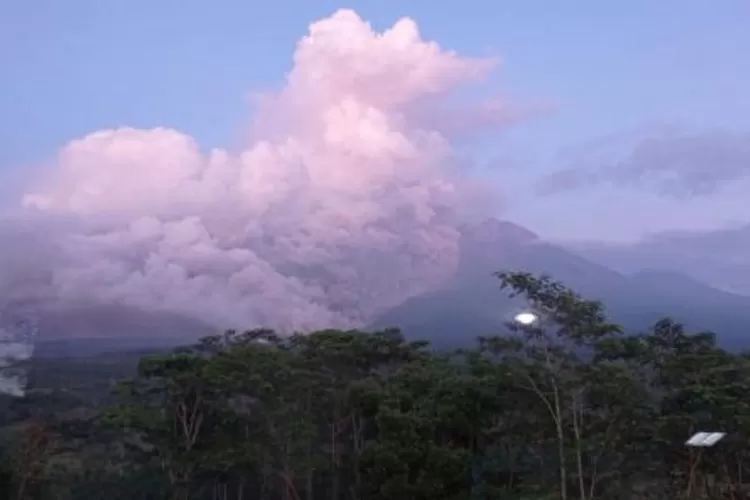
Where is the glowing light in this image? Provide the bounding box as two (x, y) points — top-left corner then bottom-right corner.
(513, 312), (538, 325)
(685, 432), (725, 447)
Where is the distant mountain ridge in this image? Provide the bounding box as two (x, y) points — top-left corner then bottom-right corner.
(374, 219), (750, 349)
(570, 224), (750, 297)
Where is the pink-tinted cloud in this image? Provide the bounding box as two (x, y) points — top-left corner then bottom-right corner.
(5, 9), (518, 336)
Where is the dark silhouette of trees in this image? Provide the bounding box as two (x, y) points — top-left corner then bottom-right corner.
(3, 271), (750, 499)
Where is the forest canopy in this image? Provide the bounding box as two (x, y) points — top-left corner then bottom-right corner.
(1, 271), (749, 500)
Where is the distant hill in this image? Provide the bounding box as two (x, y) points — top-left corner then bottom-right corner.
(374, 219), (750, 349)
(570, 224), (750, 296)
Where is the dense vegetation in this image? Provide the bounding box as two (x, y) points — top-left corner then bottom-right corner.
(2, 272), (750, 499)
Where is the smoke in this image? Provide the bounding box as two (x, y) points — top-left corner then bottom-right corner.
(1, 10), (514, 350)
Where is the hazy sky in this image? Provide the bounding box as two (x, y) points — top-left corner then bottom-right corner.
(2, 0), (749, 242)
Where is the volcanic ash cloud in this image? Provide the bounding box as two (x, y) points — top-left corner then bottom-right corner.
(12, 10), (508, 334)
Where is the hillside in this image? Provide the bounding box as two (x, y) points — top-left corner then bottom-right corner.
(375, 219), (750, 348)
(571, 224), (750, 296)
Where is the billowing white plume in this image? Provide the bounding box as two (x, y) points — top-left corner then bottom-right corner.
(1, 10), (512, 340)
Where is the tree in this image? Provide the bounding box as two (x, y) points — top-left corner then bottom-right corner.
(488, 272), (627, 500)
(11, 419), (55, 500)
(105, 350), (218, 500)
(3, 271), (750, 499)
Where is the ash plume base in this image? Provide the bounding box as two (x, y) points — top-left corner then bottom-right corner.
(0, 9), (513, 353)
(0, 314), (37, 397)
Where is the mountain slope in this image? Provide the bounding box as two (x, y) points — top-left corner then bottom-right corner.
(571, 224), (750, 296)
(374, 219), (750, 348)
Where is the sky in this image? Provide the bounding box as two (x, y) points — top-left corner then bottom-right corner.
(2, 0), (750, 242)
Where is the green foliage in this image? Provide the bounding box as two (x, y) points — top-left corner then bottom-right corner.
(2, 272), (750, 499)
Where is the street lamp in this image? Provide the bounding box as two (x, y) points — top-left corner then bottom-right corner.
(685, 432), (726, 447)
(513, 312), (539, 326)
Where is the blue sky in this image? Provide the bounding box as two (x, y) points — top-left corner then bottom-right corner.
(2, 0), (749, 241)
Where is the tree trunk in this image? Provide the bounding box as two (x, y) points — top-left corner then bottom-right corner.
(571, 392), (587, 500)
(351, 414), (364, 497)
(552, 382), (568, 500)
(173, 484), (190, 500)
(15, 475), (29, 500)
(331, 414), (339, 500)
(236, 478), (245, 500)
